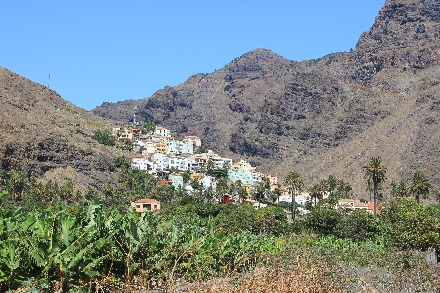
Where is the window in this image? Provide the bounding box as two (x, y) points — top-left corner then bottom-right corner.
(154, 205), (158, 209)
(143, 204), (151, 210)
(136, 204), (140, 209)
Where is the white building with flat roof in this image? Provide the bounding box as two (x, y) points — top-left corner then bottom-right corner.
(155, 127), (171, 137)
(131, 158), (157, 174)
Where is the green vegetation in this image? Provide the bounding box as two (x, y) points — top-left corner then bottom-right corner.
(1, 155), (440, 291)
(91, 129), (115, 146)
(285, 170), (304, 219)
(141, 122), (156, 134)
(363, 156), (387, 216)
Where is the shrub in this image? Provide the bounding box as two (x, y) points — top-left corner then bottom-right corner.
(91, 129), (115, 146)
(215, 204), (257, 232)
(257, 206), (287, 223)
(336, 210), (382, 242)
(381, 198), (440, 251)
(194, 202), (223, 218)
(178, 195), (197, 205)
(304, 207), (342, 236)
(114, 155), (131, 169)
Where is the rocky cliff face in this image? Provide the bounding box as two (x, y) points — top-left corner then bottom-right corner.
(357, 0), (440, 52)
(0, 67), (121, 190)
(93, 0), (440, 197)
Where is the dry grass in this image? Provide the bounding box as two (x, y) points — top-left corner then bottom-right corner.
(115, 254), (344, 293)
(182, 260), (342, 293)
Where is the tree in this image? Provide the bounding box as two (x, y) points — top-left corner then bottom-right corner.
(204, 186), (215, 203)
(409, 171), (432, 204)
(336, 210), (381, 242)
(234, 180), (248, 204)
(390, 180), (409, 198)
(325, 175), (337, 196)
(195, 146), (207, 154)
(212, 168), (228, 180)
(0, 169), (8, 189)
(435, 190), (440, 203)
(252, 180), (268, 209)
(285, 171), (304, 220)
(215, 177), (228, 200)
(182, 170), (191, 183)
(155, 184), (176, 204)
(390, 181), (398, 198)
(382, 198), (440, 251)
(91, 129), (115, 146)
(304, 207), (342, 236)
(336, 179), (353, 199)
(5, 169), (26, 200)
(363, 156), (387, 216)
(141, 122), (156, 134)
(169, 167), (179, 174)
(269, 184), (283, 205)
(206, 158), (214, 176)
(114, 155), (132, 170)
(397, 180), (409, 197)
(308, 184), (321, 207)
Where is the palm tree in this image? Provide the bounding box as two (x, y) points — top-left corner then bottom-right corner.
(273, 184), (283, 206)
(215, 176), (228, 200)
(206, 158), (215, 176)
(363, 156), (387, 216)
(390, 181), (398, 198)
(308, 184), (321, 207)
(325, 175), (337, 196)
(253, 178), (270, 208)
(268, 189), (278, 205)
(398, 180), (408, 197)
(285, 171), (304, 220)
(409, 171), (432, 204)
(234, 180), (247, 204)
(337, 179), (353, 198)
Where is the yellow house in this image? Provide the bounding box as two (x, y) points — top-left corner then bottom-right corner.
(155, 142), (168, 154)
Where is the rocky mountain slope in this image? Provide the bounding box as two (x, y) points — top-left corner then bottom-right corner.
(93, 0), (440, 197)
(0, 67), (122, 191)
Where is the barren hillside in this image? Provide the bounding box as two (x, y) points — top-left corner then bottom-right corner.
(0, 67), (123, 191)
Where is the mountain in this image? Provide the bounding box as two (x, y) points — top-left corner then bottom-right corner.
(93, 0), (440, 197)
(0, 67), (122, 191)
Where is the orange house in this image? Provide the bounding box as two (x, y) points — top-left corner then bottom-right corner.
(131, 198), (161, 214)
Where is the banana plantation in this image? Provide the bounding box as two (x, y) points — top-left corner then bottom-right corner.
(0, 160), (440, 292)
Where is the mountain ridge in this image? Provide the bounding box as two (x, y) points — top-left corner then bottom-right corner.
(0, 66), (123, 191)
(29, 0), (440, 197)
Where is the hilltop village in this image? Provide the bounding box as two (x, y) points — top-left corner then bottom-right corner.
(112, 124), (377, 215)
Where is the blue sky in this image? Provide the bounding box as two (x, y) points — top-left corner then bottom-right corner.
(1, 1), (385, 110)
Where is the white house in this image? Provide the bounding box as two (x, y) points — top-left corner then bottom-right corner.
(155, 127), (171, 137)
(131, 158), (157, 174)
(169, 174), (184, 188)
(167, 140), (194, 155)
(199, 175), (216, 191)
(278, 192), (311, 205)
(202, 150), (233, 169)
(184, 135), (202, 147)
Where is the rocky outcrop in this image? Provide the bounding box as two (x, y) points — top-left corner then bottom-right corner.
(356, 0), (440, 52)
